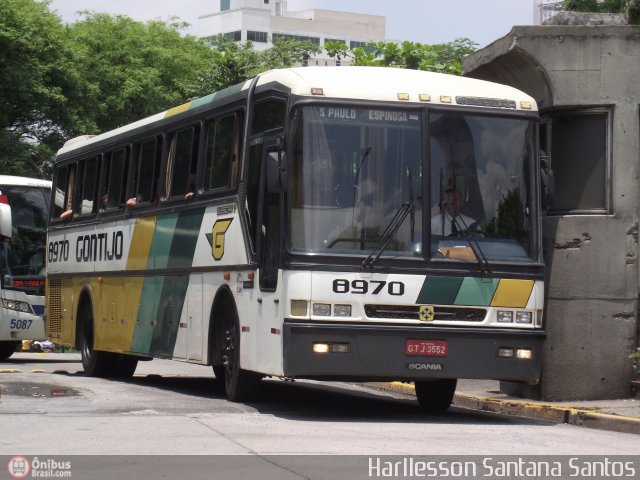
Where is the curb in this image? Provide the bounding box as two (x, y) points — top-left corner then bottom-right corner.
(382, 382), (640, 435)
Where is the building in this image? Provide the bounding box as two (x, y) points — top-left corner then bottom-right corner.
(198, 0), (385, 65)
(463, 19), (640, 401)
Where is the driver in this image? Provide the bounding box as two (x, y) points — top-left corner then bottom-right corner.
(431, 189), (477, 236)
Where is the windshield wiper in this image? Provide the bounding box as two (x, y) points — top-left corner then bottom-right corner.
(361, 198), (417, 270)
(448, 215), (491, 274)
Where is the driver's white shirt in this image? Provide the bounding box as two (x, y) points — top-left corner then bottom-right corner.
(431, 212), (475, 236)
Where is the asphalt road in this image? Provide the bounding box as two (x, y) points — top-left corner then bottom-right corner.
(2, 352), (640, 460)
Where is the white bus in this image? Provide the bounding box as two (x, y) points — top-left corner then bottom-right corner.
(0, 175), (51, 360)
(47, 67), (545, 411)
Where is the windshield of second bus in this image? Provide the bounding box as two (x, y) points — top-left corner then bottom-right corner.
(0, 186), (49, 296)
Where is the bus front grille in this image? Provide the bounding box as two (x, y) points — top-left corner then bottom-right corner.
(47, 278), (62, 335)
(364, 304), (487, 322)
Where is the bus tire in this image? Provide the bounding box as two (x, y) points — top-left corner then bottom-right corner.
(0, 341), (18, 360)
(223, 315), (260, 402)
(212, 365), (225, 382)
(78, 300), (110, 377)
(415, 379), (457, 412)
(110, 354), (138, 379)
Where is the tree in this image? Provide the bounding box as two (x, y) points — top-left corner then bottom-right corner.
(260, 37), (321, 69)
(0, 0), (80, 176)
(200, 38), (261, 92)
(66, 12), (214, 133)
(351, 38), (477, 75)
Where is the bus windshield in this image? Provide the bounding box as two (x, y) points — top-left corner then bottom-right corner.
(0, 186), (49, 295)
(289, 105), (539, 264)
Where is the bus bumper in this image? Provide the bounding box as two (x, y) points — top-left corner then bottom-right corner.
(0, 310), (46, 341)
(283, 321), (545, 385)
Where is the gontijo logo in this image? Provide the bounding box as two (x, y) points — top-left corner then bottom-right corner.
(7, 456), (30, 479)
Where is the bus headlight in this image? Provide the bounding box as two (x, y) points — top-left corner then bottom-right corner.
(2, 299), (32, 313)
(333, 304), (351, 317)
(516, 312), (533, 324)
(497, 310), (513, 323)
(312, 303), (331, 316)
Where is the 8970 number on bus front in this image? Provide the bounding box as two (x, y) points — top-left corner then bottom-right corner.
(332, 279), (405, 296)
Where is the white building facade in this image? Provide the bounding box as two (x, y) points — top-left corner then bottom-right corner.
(198, 0), (386, 65)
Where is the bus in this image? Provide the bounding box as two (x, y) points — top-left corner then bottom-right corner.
(0, 175), (51, 360)
(47, 67), (545, 411)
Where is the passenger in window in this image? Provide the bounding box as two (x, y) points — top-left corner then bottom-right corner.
(431, 189), (478, 236)
(60, 166), (76, 221)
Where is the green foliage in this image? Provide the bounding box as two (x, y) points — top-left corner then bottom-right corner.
(324, 40), (349, 63)
(628, 0), (640, 23)
(0, 0), (79, 176)
(66, 12), (213, 132)
(563, 0), (630, 12)
(350, 38), (477, 75)
(260, 37), (321, 69)
(199, 38), (261, 93)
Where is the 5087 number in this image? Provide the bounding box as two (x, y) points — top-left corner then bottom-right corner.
(332, 279), (405, 296)
(10, 319), (32, 330)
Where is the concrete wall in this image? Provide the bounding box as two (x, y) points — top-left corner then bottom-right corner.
(463, 26), (640, 400)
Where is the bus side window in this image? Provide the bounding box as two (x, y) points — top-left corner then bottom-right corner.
(129, 137), (161, 207)
(78, 157), (99, 215)
(54, 164), (76, 220)
(251, 101), (287, 135)
(165, 126), (198, 200)
(101, 148), (128, 210)
(204, 115), (236, 191)
(53, 165), (71, 220)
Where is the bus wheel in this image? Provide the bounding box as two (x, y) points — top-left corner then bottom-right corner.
(223, 319), (260, 402)
(212, 366), (225, 382)
(414, 379), (457, 412)
(78, 301), (109, 377)
(0, 341), (18, 360)
(110, 354), (138, 379)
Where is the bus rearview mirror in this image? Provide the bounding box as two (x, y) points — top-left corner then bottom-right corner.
(267, 150), (288, 193)
(0, 203), (12, 239)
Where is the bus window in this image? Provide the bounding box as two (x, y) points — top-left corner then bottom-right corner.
(55, 164), (76, 221)
(78, 157), (98, 215)
(166, 127), (197, 199)
(129, 137), (161, 206)
(204, 115), (235, 191)
(53, 165), (69, 219)
(251, 100), (286, 135)
(102, 148), (128, 210)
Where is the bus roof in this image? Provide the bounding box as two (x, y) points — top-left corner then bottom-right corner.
(57, 66), (537, 157)
(0, 175), (51, 189)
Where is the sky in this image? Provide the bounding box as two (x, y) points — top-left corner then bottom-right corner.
(48, 0), (535, 47)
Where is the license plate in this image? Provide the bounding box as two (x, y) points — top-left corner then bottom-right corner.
(405, 339), (448, 357)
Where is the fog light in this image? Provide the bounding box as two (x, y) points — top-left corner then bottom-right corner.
(331, 343), (350, 353)
(313, 343), (330, 353)
(516, 348), (533, 360)
(516, 312), (532, 324)
(313, 303), (331, 316)
(497, 310), (513, 323)
(498, 348), (515, 358)
(291, 300), (308, 316)
(334, 304), (351, 317)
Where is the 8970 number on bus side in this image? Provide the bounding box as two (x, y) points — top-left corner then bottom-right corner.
(332, 279), (405, 296)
